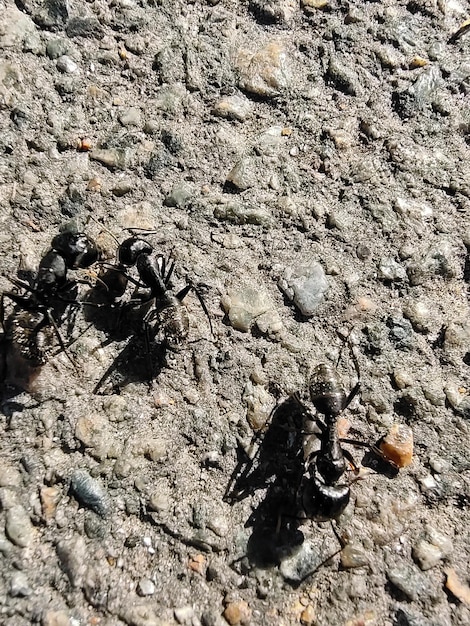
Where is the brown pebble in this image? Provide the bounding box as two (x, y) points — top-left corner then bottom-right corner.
(444, 568), (470, 606)
(300, 604), (315, 625)
(380, 423), (413, 468)
(223, 600), (251, 625)
(188, 553), (206, 575)
(40, 486), (61, 521)
(78, 137), (92, 151)
(87, 177), (101, 192)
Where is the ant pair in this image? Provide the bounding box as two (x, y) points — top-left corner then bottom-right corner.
(1, 231), (98, 375)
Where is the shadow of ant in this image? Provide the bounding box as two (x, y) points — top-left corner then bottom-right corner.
(225, 392), (399, 579)
(225, 396), (308, 569)
(83, 282), (168, 394)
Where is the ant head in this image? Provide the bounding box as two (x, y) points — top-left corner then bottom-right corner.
(51, 232), (99, 269)
(118, 237), (153, 266)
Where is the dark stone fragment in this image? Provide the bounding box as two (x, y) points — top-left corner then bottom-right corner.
(387, 316), (414, 351)
(143, 150), (174, 179)
(70, 469), (110, 517)
(16, 0), (69, 30)
(66, 17), (104, 39)
(59, 185), (84, 218)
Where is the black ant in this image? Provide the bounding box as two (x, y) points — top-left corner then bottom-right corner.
(1, 231), (98, 371)
(297, 360), (362, 521)
(91, 232), (212, 392)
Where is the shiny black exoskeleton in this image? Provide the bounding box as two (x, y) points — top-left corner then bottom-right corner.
(107, 235), (211, 351)
(300, 362), (361, 521)
(91, 234), (212, 393)
(1, 231), (98, 367)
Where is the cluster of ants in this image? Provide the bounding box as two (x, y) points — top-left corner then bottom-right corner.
(0, 228), (210, 393)
(1, 228), (401, 577)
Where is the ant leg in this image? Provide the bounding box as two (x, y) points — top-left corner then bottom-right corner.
(164, 258), (175, 286)
(341, 448), (359, 472)
(175, 283), (214, 336)
(45, 308), (77, 371)
(343, 380), (361, 411)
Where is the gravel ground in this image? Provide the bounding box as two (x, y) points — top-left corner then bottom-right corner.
(1, 1), (470, 625)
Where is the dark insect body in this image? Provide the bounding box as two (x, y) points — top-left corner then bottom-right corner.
(299, 361), (361, 521)
(92, 234), (211, 392)
(1, 231), (98, 369)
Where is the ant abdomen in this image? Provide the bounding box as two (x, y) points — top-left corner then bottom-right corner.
(309, 363), (347, 417)
(301, 473), (350, 522)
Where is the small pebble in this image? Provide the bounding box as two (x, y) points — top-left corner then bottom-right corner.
(174, 605), (195, 624)
(188, 553), (206, 575)
(243, 381), (274, 430)
(236, 41), (290, 97)
(223, 599), (251, 625)
(214, 201), (273, 226)
(213, 95), (252, 121)
(41, 610), (73, 626)
(300, 604), (316, 625)
(10, 570), (31, 597)
(70, 469), (110, 517)
(402, 300), (432, 333)
(225, 157), (257, 191)
(279, 261), (328, 316)
(40, 486), (61, 521)
(380, 424), (413, 468)
(119, 107), (142, 127)
(5, 505), (34, 547)
(222, 287), (274, 332)
(378, 257), (406, 282)
(340, 542), (369, 569)
(137, 578), (155, 596)
(393, 369), (413, 390)
(90, 148), (132, 170)
(444, 568), (470, 606)
(56, 55), (78, 74)
(413, 531), (452, 571)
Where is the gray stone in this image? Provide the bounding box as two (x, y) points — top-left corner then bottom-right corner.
(213, 95), (252, 121)
(5, 505), (34, 547)
(214, 201), (273, 226)
(56, 536), (88, 588)
(10, 570), (31, 597)
(279, 261), (329, 316)
(46, 38), (70, 60)
(378, 257), (407, 282)
(387, 316), (414, 351)
(137, 578), (155, 596)
(237, 41), (290, 97)
(119, 107), (142, 127)
(164, 183), (193, 208)
(327, 56), (360, 96)
(280, 541), (324, 583)
(90, 148), (133, 170)
(56, 56), (79, 74)
(249, 0), (296, 24)
(66, 18), (104, 40)
(70, 469), (110, 517)
(386, 565), (434, 602)
(225, 157), (257, 191)
(0, 8), (36, 50)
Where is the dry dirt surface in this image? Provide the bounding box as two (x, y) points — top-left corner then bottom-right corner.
(1, 1), (470, 625)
